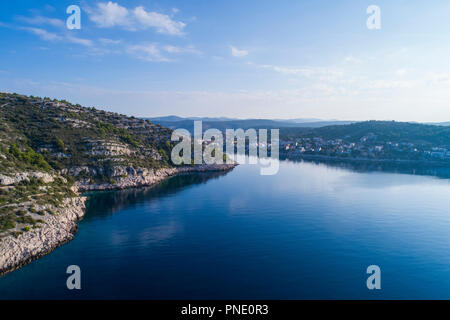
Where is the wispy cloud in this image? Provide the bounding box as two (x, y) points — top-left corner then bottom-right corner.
(16, 15), (64, 28)
(99, 38), (122, 45)
(395, 69), (407, 77)
(20, 27), (62, 41)
(163, 45), (201, 55)
(127, 43), (201, 62)
(258, 64), (343, 81)
(87, 1), (131, 28)
(87, 1), (186, 35)
(17, 23), (196, 61)
(127, 44), (171, 62)
(231, 46), (248, 57)
(133, 6), (186, 35)
(343, 55), (362, 64)
(66, 35), (93, 47)
(20, 27), (92, 47)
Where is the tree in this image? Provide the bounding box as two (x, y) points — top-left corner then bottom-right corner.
(56, 138), (65, 151)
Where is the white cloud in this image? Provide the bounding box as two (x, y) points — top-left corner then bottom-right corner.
(99, 38), (122, 45)
(20, 27), (92, 47)
(343, 55), (362, 64)
(8, 76), (450, 122)
(134, 6), (186, 35)
(127, 44), (170, 62)
(163, 45), (181, 53)
(362, 79), (415, 90)
(67, 35), (93, 47)
(16, 15), (64, 28)
(258, 64), (343, 81)
(163, 45), (201, 55)
(87, 2), (187, 35)
(127, 43), (201, 62)
(87, 1), (131, 28)
(231, 46), (248, 57)
(20, 27), (62, 41)
(395, 69), (407, 77)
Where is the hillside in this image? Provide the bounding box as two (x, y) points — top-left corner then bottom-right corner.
(0, 92), (177, 240)
(282, 121), (450, 145)
(149, 117), (355, 133)
(281, 121), (450, 162)
(0, 92), (235, 274)
(0, 93), (174, 175)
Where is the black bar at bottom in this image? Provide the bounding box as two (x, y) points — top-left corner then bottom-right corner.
(0, 300), (447, 318)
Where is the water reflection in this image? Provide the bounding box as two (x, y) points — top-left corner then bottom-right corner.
(283, 157), (450, 180)
(3, 159), (450, 299)
(83, 170), (231, 219)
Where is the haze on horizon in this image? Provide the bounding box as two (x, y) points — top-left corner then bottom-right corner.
(1, 1), (450, 122)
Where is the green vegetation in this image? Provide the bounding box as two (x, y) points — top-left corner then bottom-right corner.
(0, 92), (178, 237)
(8, 144), (52, 171)
(56, 138), (65, 152)
(0, 212), (16, 232)
(281, 121), (450, 162)
(281, 121), (450, 146)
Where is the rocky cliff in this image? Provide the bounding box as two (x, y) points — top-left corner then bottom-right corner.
(0, 92), (237, 275)
(0, 163), (236, 275)
(0, 197), (86, 275)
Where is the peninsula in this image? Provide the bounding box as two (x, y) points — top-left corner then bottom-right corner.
(0, 92), (235, 275)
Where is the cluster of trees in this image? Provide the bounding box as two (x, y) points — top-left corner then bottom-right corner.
(8, 143), (51, 171)
(281, 121), (450, 146)
(0, 93), (178, 181)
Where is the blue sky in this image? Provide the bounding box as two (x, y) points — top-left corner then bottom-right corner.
(1, 0), (450, 121)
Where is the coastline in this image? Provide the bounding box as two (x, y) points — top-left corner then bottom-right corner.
(0, 163), (237, 276)
(281, 153), (450, 166)
(0, 197), (86, 276)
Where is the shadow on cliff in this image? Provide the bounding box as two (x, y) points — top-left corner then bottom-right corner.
(83, 171), (231, 219)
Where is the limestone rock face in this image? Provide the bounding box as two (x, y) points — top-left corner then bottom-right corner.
(0, 172), (54, 186)
(76, 163), (237, 191)
(0, 163), (236, 275)
(0, 197), (86, 275)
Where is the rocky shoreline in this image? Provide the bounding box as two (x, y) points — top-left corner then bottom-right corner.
(75, 163), (237, 191)
(0, 163), (236, 276)
(281, 153), (450, 166)
(0, 197), (86, 276)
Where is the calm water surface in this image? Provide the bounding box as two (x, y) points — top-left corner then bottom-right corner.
(2, 160), (450, 299)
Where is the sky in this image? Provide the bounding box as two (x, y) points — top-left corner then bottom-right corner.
(1, 0), (450, 121)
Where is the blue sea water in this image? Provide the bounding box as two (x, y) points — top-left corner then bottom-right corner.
(2, 159), (450, 299)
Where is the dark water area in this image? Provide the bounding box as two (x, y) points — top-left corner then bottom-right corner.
(2, 160), (450, 299)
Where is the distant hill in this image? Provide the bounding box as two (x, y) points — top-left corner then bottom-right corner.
(151, 116), (237, 122)
(282, 121), (450, 146)
(430, 122), (450, 127)
(148, 116), (355, 133)
(272, 118), (324, 123)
